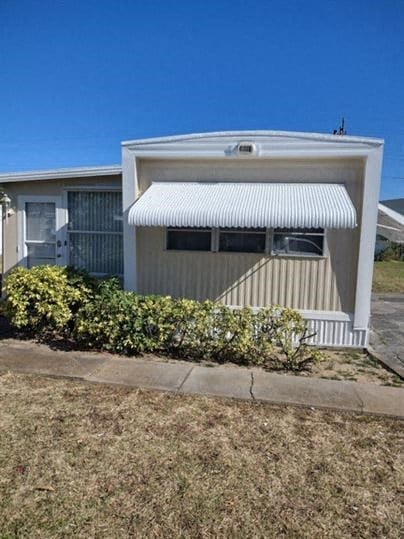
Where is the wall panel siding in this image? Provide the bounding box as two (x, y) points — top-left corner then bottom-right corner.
(135, 158), (363, 312)
(137, 227), (356, 312)
(305, 319), (368, 348)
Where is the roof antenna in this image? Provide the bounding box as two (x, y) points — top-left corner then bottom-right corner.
(333, 117), (347, 136)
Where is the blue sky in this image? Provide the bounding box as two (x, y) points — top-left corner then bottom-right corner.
(0, 0), (403, 199)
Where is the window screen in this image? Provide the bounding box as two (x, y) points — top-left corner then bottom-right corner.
(167, 229), (211, 251)
(272, 228), (324, 256)
(25, 202), (56, 268)
(219, 229), (266, 253)
(68, 191), (123, 275)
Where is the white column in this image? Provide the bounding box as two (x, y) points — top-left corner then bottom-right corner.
(353, 147), (384, 329)
(122, 147), (137, 291)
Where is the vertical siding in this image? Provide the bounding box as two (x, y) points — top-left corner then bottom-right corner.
(137, 227), (356, 312)
(135, 158), (363, 313)
(305, 319), (368, 348)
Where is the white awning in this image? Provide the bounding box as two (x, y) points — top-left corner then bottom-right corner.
(128, 182), (357, 229)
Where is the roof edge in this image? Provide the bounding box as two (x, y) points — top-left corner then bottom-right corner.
(378, 203), (404, 226)
(0, 165), (122, 184)
(122, 129), (384, 147)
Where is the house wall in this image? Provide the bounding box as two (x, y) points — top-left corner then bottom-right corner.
(2, 175), (122, 274)
(135, 158), (364, 313)
(2, 158), (365, 316)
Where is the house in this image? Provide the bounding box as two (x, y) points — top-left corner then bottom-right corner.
(376, 202), (404, 253)
(0, 130), (384, 347)
(380, 198), (404, 215)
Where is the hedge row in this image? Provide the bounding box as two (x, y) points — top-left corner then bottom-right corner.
(3, 266), (323, 371)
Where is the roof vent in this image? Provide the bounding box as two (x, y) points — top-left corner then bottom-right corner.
(237, 141), (257, 155)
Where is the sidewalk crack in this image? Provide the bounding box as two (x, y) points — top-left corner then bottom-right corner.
(353, 387), (364, 413)
(176, 366), (194, 394)
(249, 371), (256, 400)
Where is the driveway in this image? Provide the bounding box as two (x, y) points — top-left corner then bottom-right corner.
(371, 293), (404, 377)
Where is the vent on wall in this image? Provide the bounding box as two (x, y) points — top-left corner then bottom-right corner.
(237, 141), (257, 155)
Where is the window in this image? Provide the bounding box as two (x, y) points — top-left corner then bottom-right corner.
(165, 227), (326, 256)
(272, 228), (325, 257)
(67, 191), (123, 275)
(167, 228), (211, 251)
(219, 228), (266, 253)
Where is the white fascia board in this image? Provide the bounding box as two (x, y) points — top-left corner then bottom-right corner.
(299, 310), (353, 322)
(122, 148), (373, 160)
(122, 130), (384, 148)
(354, 146), (384, 330)
(122, 147), (137, 291)
(122, 133), (383, 161)
(227, 307), (353, 322)
(0, 165), (122, 184)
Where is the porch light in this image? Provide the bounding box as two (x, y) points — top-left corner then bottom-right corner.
(0, 192), (13, 221)
(0, 192), (11, 208)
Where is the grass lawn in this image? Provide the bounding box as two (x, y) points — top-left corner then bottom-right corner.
(373, 260), (404, 293)
(0, 373), (402, 538)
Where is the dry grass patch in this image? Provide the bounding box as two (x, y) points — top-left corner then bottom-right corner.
(373, 260), (404, 293)
(0, 373), (403, 538)
(300, 349), (404, 386)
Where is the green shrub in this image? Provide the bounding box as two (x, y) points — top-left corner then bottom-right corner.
(72, 279), (173, 354)
(3, 266), (323, 370)
(74, 278), (144, 354)
(169, 302), (259, 364)
(4, 265), (94, 335)
(74, 280), (322, 369)
(375, 241), (404, 261)
(254, 307), (323, 370)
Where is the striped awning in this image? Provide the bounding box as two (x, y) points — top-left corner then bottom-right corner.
(128, 182), (357, 229)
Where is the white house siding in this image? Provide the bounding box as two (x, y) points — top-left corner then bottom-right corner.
(305, 317), (368, 348)
(135, 158), (364, 314)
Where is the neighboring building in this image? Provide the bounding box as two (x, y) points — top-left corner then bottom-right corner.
(376, 202), (404, 254)
(0, 130), (384, 347)
(381, 198), (404, 215)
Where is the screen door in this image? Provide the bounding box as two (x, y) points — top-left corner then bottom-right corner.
(19, 197), (65, 268)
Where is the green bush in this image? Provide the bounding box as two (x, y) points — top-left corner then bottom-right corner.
(254, 307), (323, 370)
(375, 241), (404, 261)
(74, 278), (177, 354)
(3, 266), (323, 370)
(4, 265), (94, 335)
(74, 280), (322, 369)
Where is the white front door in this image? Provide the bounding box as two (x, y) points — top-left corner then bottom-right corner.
(18, 196), (67, 268)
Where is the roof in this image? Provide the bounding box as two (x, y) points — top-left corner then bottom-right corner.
(0, 130), (384, 184)
(0, 165), (122, 184)
(378, 203), (404, 227)
(377, 203), (404, 243)
(129, 181), (357, 229)
(122, 129), (384, 147)
(380, 198), (404, 216)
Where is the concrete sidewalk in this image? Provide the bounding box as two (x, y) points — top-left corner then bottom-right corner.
(371, 293), (404, 378)
(0, 339), (403, 419)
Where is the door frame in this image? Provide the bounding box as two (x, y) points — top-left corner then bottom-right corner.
(17, 195), (67, 267)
